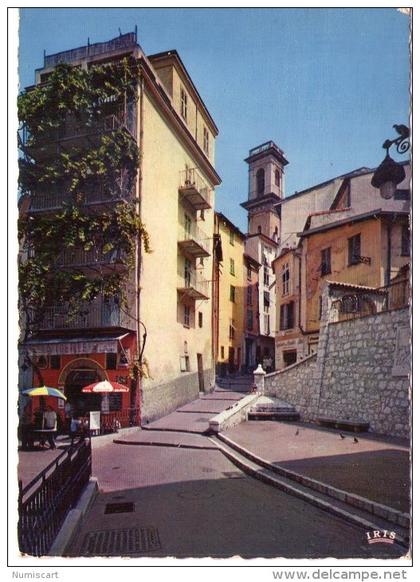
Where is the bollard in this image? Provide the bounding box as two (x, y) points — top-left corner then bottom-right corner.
(253, 364), (266, 395)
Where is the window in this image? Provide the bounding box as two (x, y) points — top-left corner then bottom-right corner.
(50, 355), (60, 370)
(256, 168), (265, 195)
(247, 266), (252, 281)
(320, 247), (331, 276)
(247, 309), (253, 331)
(203, 127), (209, 154)
(319, 296), (323, 319)
(401, 224), (410, 256)
(263, 257), (270, 287)
(198, 312), (203, 328)
(263, 290), (270, 313)
(348, 234), (361, 266)
(230, 285), (236, 302)
(181, 88), (188, 120)
(230, 258), (235, 276)
(264, 314), (270, 335)
(247, 286), (253, 306)
(229, 322), (235, 340)
(200, 209), (205, 221)
(257, 225), (262, 234)
(184, 213), (192, 239)
(275, 169), (280, 187)
(273, 226), (279, 242)
(282, 263), (290, 296)
(180, 355), (190, 372)
(108, 393), (122, 412)
(280, 302), (295, 330)
(229, 230), (234, 245)
(221, 346), (225, 359)
(106, 353), (117, 370)
(184, 304), (191, 327)
(184, 258), (192, 286)
(35, 355), (48, 369)
(283, 350), (297, 367)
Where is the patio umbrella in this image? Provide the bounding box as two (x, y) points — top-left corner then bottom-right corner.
(22, 386), (67, 400)
(81, 380), (129, 393)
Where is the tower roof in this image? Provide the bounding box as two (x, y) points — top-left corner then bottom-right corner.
(245, 141), (289, 166)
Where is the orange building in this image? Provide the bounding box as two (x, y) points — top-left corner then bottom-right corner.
(273, 164), (410, 369)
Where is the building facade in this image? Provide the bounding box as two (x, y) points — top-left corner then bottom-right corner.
(214, 212), (246, 376)
(273, 163), (411, 369)
(18, 31), (221, 426)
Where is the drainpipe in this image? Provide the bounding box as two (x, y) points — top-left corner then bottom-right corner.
(135, 73), (145, 421)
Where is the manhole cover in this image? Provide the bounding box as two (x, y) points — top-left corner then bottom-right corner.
(81, 527), (161, 556)
(104, 502), (135, 514)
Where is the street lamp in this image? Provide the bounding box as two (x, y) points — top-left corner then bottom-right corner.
(371, 124), (410, 199)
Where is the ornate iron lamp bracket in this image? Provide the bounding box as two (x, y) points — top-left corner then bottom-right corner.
(382, 124), (410, 155)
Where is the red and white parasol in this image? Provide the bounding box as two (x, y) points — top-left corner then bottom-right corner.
(81, 380), (129, 393)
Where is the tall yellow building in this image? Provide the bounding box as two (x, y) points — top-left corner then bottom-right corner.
(19, 32), (221, 425)
(214, 213), (246, 375)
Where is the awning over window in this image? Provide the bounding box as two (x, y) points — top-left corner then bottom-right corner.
(23, 333), (129, 356)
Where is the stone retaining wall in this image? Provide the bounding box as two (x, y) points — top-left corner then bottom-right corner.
(265, 307), (410, 438)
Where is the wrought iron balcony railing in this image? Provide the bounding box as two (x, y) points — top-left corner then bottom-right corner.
(55, 247), (127, 272)
(178, 222), (211, 258)
(179, 168), (212, 210)
(29, 182), (135, 213)
(34, 297), (135, 331)
(177, 268), (209, 301)
(20, 111), (136, 155)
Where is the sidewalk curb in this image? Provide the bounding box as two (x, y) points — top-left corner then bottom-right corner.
(113, 438), (217, 451)
(217, 432), (410, 530)
(48, 477), (99, 556)
(211, 436), (409, 548)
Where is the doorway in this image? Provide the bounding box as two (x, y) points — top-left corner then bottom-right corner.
(65, 369), (102, 416)
(197, 353), (205, 393)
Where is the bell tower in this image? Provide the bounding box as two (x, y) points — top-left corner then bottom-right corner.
(241, 141), (288, 242)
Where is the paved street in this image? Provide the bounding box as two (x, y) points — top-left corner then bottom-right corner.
(66, 438), (406, 559)
(65, 391), (407, 559)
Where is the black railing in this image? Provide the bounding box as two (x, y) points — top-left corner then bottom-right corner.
(100, 407), (140, 433)
(331, 279), (409, 323)
(18, 438), (91, 556)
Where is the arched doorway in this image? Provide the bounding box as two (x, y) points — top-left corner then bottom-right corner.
(59, 358), (108, 417)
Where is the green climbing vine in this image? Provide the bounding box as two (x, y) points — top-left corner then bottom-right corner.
(18, 57), (151, 334)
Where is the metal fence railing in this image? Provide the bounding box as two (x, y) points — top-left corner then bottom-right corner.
(18, 438), (91, 556)
(331, 279), (409, 323)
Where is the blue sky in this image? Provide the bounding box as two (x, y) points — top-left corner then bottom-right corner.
(18, 8), (410, 232)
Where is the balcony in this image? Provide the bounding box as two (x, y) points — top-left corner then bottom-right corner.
(35, 297), (135, 331)
(29, 179), (135, 214)
(177, 269), (209, 301)
(55, 247), (127, 274)
(20, 111), (136, 160)
(179, 168), (212, 210)
(178, 223), (211, 258)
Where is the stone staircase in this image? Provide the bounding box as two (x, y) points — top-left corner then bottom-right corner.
(216, 375), (253, 393)
(248, 395), (300, 421)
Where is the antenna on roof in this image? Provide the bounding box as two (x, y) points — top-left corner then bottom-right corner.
(135, 25), (138, 41)
(119, 28), (122, 36)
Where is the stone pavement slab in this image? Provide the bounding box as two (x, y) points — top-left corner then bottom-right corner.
(201, 391), (244, 400)
(114, 429), (217, 450)
(143, 410), (214, 434)
(177, 398), (241, 414)
(224, 421), (410, 512)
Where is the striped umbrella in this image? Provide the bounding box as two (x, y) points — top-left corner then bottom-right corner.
(22, 386), (67, 400)
(81, 380), (129, 393)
